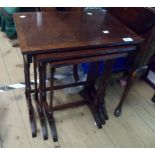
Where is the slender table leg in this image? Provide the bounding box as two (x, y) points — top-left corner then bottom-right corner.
(80, 88), (103, 128)
(33, 56), (38, 100)
(114, 68), (136, 117)
(73, 64), (79, 82)
(44, 64), (58, 142)
(36, 62), (48, 140)
(80, 61), (103, 128)
(114, 48), (142, 117)
(80, 60), (114, 128)
(23, 55), (37, 138)
(114, 64), (148, 117)
(85, 61), (100, 90)
(95, 59), (114, 123)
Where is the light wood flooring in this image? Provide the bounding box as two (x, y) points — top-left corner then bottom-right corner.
(0, 31), (155, 148)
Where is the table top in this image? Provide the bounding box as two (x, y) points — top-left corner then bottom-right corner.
(13, 10), (143, 54)
(36, 45), (136, 62)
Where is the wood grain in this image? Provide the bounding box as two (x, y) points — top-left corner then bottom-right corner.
(13, 10), (143, 54)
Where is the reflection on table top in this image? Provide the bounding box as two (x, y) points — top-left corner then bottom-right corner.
(13, 10), (143, 54)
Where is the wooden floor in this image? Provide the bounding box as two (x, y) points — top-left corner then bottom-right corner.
(0, 31), (155, 148)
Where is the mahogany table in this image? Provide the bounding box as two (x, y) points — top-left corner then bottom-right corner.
(13, 10), (143, 141)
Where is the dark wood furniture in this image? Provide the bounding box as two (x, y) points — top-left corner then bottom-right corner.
(36, 46), (135, 141)
(13, 10), (142, 141)
(38, 7), (84, 83)
(108, 7), (155, 117)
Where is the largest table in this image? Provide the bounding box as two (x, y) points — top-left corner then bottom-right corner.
(13, 10), (143, 141)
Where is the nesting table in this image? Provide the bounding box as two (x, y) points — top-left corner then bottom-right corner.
(13, 10), (143, 142)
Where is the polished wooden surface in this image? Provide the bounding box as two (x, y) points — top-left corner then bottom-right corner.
(13, 10), (142, 54)
(36, 45), (136, 62)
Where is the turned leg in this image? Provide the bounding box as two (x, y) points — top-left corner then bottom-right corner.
(45, 64), (58, 142)
(39, 63), (58, 142)
(33, 56), (38, 100)
(23, 57), (28, 98)
(23, 55), (37, 138)
(36, 62), (48, 140)
(49, 65), (55, 110)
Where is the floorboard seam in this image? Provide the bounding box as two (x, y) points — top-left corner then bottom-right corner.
(1, 53), (33, 147)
